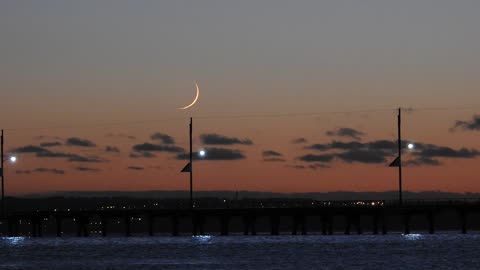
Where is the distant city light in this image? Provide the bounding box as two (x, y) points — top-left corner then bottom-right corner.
(9, 156), (16, 163)
(407, 143), (415, 150)
(199, 150), (206, 157)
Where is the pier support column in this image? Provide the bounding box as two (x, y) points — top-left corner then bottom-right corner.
(292, 214), (306, 235)
(124, 216), (131, 237)
(403, 214), (411, 235)
(372, 215), (379, 235)
(220, 215), (230, 236)
(56, 217), (62, 237)
(270, 215), (280, 235)
(8, 218), (19, 237)
(76, 216), (89, 237)
(101, 216), (108, 237)
(243, 216), (250, 235)
(427, 213), (435, 234)
(148, 214), (154, 236)
(192, 215), (205, 236)
(381, 214), (387, 235)
(354, 215), (362, 235)
(459, 211), (467, 234)
(328, 216), (333, 235)
(344, 215), (351, 235)
(31, 217), (42, 237)
(172, 215), (179, 236)
(321, 216), (327, 235)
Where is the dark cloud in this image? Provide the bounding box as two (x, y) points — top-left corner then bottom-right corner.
(451, 115), (480, 132)
(34, 136), (62, 140)
(40, 142), (62, 147)
(404, 158), (442, 167)
(106, 133), (136, 139)
(68, 155), (104, 163)
(36, 151), (105, 163)
(286, 165), (307, 170)
(286, 163), (329, 170)
(336, 149), (388, 164)
(66, 137), (96, 147)
(262, 150), (283, 157)
(151, 133), (175, 144)
(200, 134), (253, 145)
(128, 166), (144, 171)
(297, 154), (335, 163)
(16, 168), (65, 175)
(75, 167), (102, 172)
(309, 163), (330, 169)
(414, 146), (479, 159)
(105, 146), (120, 153)
(326, 127), (365, 140)
(11, 145), (49, 154)
(302, 138), (479, 166)
(132, 143), (184, 153)
(307, 144), (331, 151)
(291, 138), (308, 144)
(176, 147), (246, 161)
(307, 140), (396, 154)
(264, 158), (286, 162)
(130, 152), (156, 158)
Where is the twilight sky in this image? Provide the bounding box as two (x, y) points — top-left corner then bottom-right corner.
(1, 0), (479, 195)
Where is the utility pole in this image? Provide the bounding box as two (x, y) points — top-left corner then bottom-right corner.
(189, 117), (193, 209)
(1, 129), (5, 218)
(397, 108), (403, 205)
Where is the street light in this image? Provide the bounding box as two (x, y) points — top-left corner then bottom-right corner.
(1, 129), (17, 219)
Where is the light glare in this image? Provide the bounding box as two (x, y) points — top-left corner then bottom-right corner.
(9, 156), (16, 163)
(407, 143), (414, 150)
(199, 150), (206, 157)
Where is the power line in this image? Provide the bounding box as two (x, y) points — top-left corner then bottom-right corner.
(3, 106), (479, 132)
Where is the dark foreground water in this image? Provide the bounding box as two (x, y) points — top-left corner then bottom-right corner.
(1, 234), (479, 270)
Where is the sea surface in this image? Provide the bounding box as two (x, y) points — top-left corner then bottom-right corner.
(1, 234), (479, 270)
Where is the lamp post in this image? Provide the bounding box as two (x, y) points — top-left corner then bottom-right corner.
(1, 130), (17, 219)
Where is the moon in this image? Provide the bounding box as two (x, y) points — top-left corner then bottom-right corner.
(178, 82), (200, 110)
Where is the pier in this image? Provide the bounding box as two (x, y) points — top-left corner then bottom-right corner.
(1, 200), (479, 237)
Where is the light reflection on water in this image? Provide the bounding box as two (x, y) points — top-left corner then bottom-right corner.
(403, 233), (424, 241)
(1, 236), (26, 245)
(0, 234), (479, 270)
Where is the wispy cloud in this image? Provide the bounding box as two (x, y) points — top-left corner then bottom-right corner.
(326, 127), (365, 141)
(151, 133), (175, 144)
(451, 115), (480, 132)
(16, 168), (65, 175)
(66, 137), (96, 147)
(200, 134), (253, 145)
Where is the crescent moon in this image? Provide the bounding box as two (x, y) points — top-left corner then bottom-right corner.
(178, 82), (200, 110)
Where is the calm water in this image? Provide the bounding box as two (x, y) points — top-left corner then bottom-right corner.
(1, 234), (479, 270)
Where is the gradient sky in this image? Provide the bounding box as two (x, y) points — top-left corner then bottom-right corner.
(1, 1), (479, 195)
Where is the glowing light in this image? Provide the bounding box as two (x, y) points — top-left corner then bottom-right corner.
(9, 156), (16, 163)
(199, 150), (206, 157)
(407, 143), (415, 150)
(404, 233), (423, 241)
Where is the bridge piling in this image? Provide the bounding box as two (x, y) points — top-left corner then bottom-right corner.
(220, 215), (230, 236)
(459, 211), (467, 234)
(172, 215), (179, 236)
(270, 215), (280, 235)
(404, 213), (411, 235)
(148, 214), (154, 236)
(372, 214), (379, 235)
(427, 212), (435, 234)
(101, 216), (107, 237)
(56, 217), (62, 237)
(381, 214), (387, 235)
(124, 216), (131, 237)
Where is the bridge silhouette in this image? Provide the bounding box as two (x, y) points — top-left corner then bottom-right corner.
(2, 200), (479, 237)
